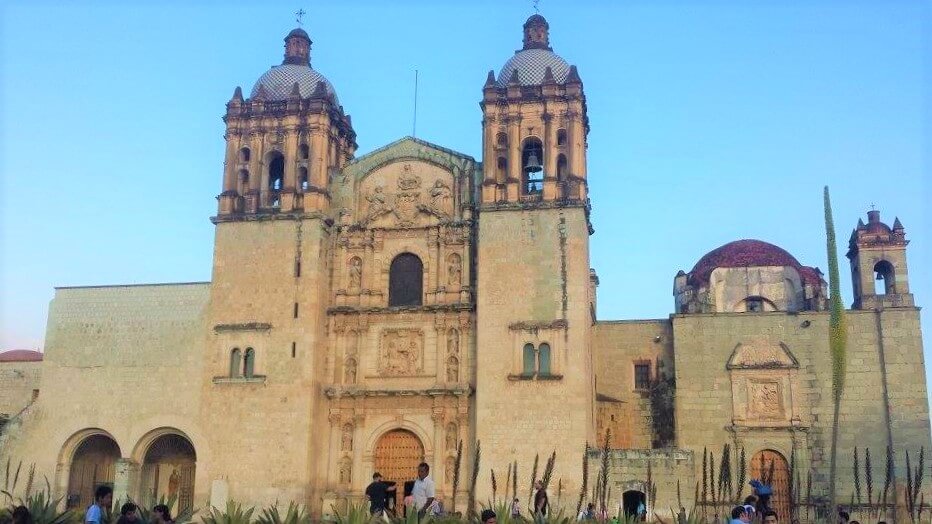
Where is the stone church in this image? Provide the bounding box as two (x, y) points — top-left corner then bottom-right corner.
(1, 14), (929, 520)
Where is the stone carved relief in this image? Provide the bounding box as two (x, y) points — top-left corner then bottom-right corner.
(447, 254), (462, 287)
(361, 163), (457, 227)
(379, 329), (423, 376)
(339, 457), (352, 485)
(728, 341), (798, 369)
(341, 424), (354, 451)
(447, 329), (460, 356)
(348, 257), (362, 290)
(747, 380), (785, 420)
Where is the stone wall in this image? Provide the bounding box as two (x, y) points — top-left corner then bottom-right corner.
(672, 308), (932, 511)
(474, 206), (595, 505)
(592, 320), (673, 449)
(593, 449), (695, 521)
(0, 282), (209, 505)
(0, 360), (41, 418)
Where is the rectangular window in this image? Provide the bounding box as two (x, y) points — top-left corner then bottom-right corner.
(293, 302), (299, 318)
(634, 363), (651, 390)
(291, 342), (296, 358)
(295, 260), (301, 277)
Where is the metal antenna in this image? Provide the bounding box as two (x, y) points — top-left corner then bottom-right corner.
(295, 8), (306, 26)
(413, 69), (419, 138)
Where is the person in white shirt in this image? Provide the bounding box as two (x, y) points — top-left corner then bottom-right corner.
(411, 462), (436, 517)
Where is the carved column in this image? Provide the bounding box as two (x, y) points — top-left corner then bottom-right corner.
(281, 126), (299, 211)
(246, 129), (264, 213)
(506, 114), (521, 201)
(542, 112), (558, 201)
(113, 458), (139, 507)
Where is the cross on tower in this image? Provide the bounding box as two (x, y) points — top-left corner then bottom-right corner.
(295, 8), (306, 26)
(533, 0), (540, 13)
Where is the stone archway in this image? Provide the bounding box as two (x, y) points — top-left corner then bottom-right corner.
(373, 429), (425, 513)
(139, 434), (197, 513)
(622, 490), (646, 519)
(66, 434), (120, 509)
(751, 449), (790, 520)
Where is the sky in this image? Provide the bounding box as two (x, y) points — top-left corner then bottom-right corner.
(1, 1), (929, 367)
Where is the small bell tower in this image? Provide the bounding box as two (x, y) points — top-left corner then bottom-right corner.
(847, 209), (914, 309)
(479, 14), (589, 204)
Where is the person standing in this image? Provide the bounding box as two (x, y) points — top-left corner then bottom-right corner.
(85, 486), (112, 524)
(11, 506), (32, 524)
(510, 498), (521, 519)
(365, 473), (396, 516)
(116, 503), (141, 524)
(533, 480), (549, 516)
(152, 504), (173, 524)
(729, 505), (751, 524)
(412, 463), (436, 518)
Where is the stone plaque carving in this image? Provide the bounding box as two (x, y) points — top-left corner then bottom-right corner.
(379, 329), (423, 376)
(747, 380), (784, 420)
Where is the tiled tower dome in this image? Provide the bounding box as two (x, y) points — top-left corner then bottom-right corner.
(496, 14), (572, 86)
(250, 28), (339, 103)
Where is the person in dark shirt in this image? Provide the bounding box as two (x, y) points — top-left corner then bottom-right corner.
(365, 472), (396, 516)
(533, 480), (549, 516)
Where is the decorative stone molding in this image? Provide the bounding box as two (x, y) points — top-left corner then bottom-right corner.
(726, 341), (799, 370)
(508, 319), (568, 332)
(323, 385), (473, 399)
(213, 322), (272, 333)
(211, 376), (267, 385)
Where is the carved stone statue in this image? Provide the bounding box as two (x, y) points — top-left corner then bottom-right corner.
(447, 330), (459, 356)
(446, 356), (459, 383)
(341, 424), (354, 451)
(348, 257), (362, 290)
(445, 456), (455, 485)
(168, 469), (180, 497)
(365, 186), (391, 219)
(379, 330), (422, 376)
(430, 180), (453, 215)
(344, 358), (357, 384)
(447, 254), (462, 287)
(446, 423), (457, 451)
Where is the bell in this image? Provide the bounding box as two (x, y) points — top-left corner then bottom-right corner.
(524, 153), (543, 173)
(876, 272), (885, 281)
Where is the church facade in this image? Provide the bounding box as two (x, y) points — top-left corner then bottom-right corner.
(1, 15), (929, 520)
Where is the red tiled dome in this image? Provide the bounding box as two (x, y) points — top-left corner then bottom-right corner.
(688, 239), (803, 286)
(0, 350), (43, 362)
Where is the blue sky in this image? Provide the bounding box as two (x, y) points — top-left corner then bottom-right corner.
(1, 1), (929, 369)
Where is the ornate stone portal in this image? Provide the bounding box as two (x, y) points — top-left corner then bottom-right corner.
(378, 329), (423, 376)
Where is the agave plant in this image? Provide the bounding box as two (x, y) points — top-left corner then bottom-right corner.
(529, 506), (572, 524)
(332, 501), (373, 524)
(3, 475), (77, 524)
(256, 502), (312, 524)
(202, 500), (256, 524)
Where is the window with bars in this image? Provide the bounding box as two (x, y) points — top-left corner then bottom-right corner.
(634, 362), (651, 390)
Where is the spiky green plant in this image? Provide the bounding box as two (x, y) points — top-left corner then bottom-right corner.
(865, 447), (874, 508)
(468, 440), (482, 519)
(882, 445), (894, 514)
(491, 469), (498, 506)
(452, 439), (463, 513)
(203, 501), (255, 524)
(853, 447), (862, 506)
(598, 430), (610, 513)
(575, 443), (589, 517)
(541, 451), (557, 491)
(735, 447), (746, 504)
(824, 185), (848, 510)
(132, 493), (196, 524)
(701, 448), (708, 515)
(257, 502), (312, 524)
(512, 461), (518, 503)
(529, 453), (540, 506)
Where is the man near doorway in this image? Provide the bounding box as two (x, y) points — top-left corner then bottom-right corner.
(412, 462), (436, 517)
(533, 480), (549, 516)
(84, 486), (112, 524)
(762, 510), (778, 524)
(365, 472), (396, 516)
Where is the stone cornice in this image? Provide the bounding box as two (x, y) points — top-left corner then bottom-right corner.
(323, 385), (473, 399)
(327, 303), (475, 316)
(213, 322), (272, 333)
(211, 211), (332, 225)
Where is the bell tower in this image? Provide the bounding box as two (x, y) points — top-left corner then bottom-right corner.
(202, 26), (355, 508)
(479, 14), (589, 204)
(474, 13), (595, 500)
(217, 28), (356, 217)
(847, 209), (914, 309)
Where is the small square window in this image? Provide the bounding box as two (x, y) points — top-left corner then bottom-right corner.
(634, 363), (651, 390)
(746, 298), (764, 312)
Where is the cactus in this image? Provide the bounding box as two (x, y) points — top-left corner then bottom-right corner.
(824, 185), (848, 509)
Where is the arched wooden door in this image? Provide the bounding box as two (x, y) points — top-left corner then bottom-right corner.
(67, 435), (120, 509)
(374, 429), (425, 513)
(751, 449), (790, 520)
(140, 434), (197, 514)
